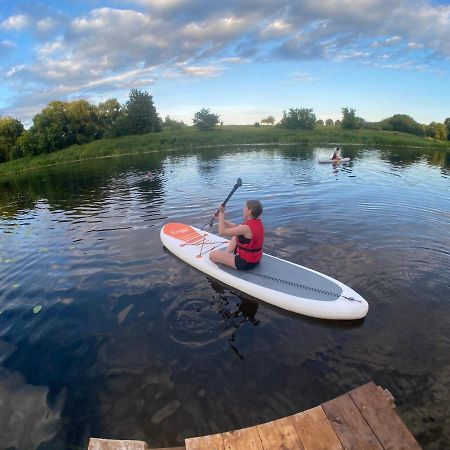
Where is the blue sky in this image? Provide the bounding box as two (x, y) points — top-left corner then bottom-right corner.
(1, 0), (449, 127)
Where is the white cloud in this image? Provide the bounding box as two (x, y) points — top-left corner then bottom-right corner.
(128, 0), (190, 7)
(1, 39), (15, 49)
(218, 56), (249, 64)
(260, 19), (292, 39)
(36, 17), (60, 34)
(286, 70), (319, 83)
(372, 36), (402, 48)
(38, 40), (65, 58)
(181, 65), (223, 77)
(1, 14), (29, 31)
(182, 16), (253, 42)
(407, 42), (425, 50)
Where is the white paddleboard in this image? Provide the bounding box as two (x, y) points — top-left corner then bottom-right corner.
(318, 157), (351, 164)
(161, 223), (368, 320)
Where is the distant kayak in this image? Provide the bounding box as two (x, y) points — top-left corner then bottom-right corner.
(318, 157), (351, 164)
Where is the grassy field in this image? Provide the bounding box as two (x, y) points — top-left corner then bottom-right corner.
(1, 125), (449, 176)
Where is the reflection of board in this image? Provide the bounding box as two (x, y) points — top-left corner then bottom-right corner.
(161, 223), (368, 320)
(318, 157), (351, 164)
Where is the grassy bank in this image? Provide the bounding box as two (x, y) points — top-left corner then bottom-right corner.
(1, 125), (449, 176)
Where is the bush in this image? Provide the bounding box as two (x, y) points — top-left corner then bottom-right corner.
(193, 108), (220, 131)
(10, 146), (25, 160)
(279, 108), (316, 130)
(382, 114), (425, 137)
(341, 107), (365, 129)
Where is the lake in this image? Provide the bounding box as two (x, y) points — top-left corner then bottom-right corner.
(0, 144), (449, 450)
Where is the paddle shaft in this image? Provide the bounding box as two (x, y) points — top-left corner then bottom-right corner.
(209, 178), (242, 227)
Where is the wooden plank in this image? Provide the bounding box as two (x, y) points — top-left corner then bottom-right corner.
(291, 406), (343, 450)
(256, 416), (304, 449)
(349, 382), (422, 450)
(221, 426), (264, 450)
(185, 432), (224, 450)
(322, 393), (384, 450)
(88, 438), (149, 450)
(151, 447), (185, 450)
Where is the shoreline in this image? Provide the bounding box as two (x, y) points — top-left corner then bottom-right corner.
(1, 126), (449, 177)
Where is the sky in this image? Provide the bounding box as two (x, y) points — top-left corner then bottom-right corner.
(1, 0), (449, 127)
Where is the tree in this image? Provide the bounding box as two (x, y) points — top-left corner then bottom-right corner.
(97, 98), (123, 136)
(0, 117), (24, 163)
(381, 114), (425, 136)
(193, 108), (220, 131)
(316, 119), (324, 126)
(444, 117), (450, 140)
(14, 130), (39, 157)
(435, 123), (448, 141)
(66, 100), (102, 145)
(114, 89), (161, 136)
(341, 107), (365, 129)
(162, 115), (188, 130)
(364, 121), (383, 130)
(32, 101), (70, 153)
(25, 99), (103, 155)
(426, 122), (448, 141)
(334, 120), (341, 127)
(279, 108), (316, 130)
(325, 119), (334, 126)
(261, 116), (275, 126)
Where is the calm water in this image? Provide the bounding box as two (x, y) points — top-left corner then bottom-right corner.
(0, 145), (449, 450)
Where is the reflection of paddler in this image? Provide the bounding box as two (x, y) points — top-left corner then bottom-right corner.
(208, 279), (260, 359)
(209, 279), (259, 324)
(237, 297), (259, 324)
(228, 297), (260, 359)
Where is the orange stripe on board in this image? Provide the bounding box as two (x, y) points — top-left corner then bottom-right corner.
(163, 223), (203, 243)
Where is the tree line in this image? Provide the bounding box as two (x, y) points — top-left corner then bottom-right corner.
(272, 107), (449, 142)
(179, 106), (450, 141)
(0, 90), (449, 164)
(0, 89), (166, 163)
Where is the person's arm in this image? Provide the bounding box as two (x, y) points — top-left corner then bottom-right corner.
(218, 206), (251, 238)
(223, 219), (237, 227)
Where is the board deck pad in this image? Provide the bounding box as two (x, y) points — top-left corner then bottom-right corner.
(163, 222), (208, 244)
(219, 255), (342, 301)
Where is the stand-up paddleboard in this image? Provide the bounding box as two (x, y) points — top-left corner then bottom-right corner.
(318, 157), (351, 164)
(161, 223), (368, 320)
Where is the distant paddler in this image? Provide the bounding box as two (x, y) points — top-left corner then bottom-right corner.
(331, 146), (342, 162)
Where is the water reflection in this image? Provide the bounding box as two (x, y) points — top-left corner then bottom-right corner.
(207, 280), (260, 360)
(0, 154), (166, 220)
(0, 367), (64, 450)
(0, 144), (449, 450)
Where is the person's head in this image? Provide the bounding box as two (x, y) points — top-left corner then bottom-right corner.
(245, 199), (263, 219)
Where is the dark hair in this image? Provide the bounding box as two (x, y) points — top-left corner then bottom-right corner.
(246, 199), (263, 218)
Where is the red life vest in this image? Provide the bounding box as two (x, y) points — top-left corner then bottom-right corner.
(236, 219), (264, 263)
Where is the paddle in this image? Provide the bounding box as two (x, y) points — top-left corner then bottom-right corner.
(208, 177), (242, 227)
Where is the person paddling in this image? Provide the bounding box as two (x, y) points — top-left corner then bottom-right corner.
(209, 200), (264, 270)
(331, 146), (341, 161)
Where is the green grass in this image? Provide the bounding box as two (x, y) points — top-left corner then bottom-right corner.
(1, 125), (449, 176)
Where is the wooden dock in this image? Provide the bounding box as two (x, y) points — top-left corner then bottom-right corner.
(88, 381), (422, 450)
